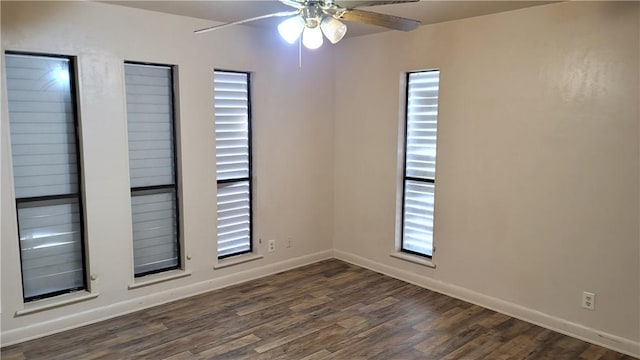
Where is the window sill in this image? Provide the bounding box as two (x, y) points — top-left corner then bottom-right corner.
(15, 291), (99, 316)
(213, 253), (263, 270)
(128, 270), (191, 290)
(390, 252), (436, 268)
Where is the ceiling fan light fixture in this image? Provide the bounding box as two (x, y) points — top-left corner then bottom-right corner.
(320, 16), (347, 44)
(195, 1), (422, 51)
(277, 15), (305, 44)
(302, 25), (323, 50)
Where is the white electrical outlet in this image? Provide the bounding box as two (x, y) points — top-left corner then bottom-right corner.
(582, 291), (595, 310)
(268, 239), (276, 252)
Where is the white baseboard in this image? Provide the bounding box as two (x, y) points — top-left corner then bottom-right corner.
(334, 249), (640, 358)
(0, 249), (333, 347)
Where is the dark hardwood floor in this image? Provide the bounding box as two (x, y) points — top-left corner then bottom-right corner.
(1, 259), (636, 359)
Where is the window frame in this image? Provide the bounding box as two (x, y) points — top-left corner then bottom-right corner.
(5, 51), (89, 302)
(124, 60), (182, 277)
(214, 69), (254, 260)
(399, 69), (440, 259)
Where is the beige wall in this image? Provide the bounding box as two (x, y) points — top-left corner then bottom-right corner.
(1, 0), (639, 356)
(1, 1), (334, 344)
(333, 1), (640, 355)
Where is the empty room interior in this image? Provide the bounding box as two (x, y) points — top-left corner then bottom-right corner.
(1, 0), (639, 358)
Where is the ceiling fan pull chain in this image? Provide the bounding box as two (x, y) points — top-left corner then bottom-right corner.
(299, 36), (303, 68)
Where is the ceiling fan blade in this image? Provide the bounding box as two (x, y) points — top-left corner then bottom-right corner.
(194, 10), (299, 34)
(339, 9), (420, 31)
(279, 0), (306, 9)
(334, 0), (419, 9)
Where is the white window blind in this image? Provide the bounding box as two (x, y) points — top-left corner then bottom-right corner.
(18, 201), (84, 298)
(214, 70), (252, 258)
(125, 63), (180, 276)
(130, 191), (178, 274)
(7, 55), (78, 198)
(6, 53), (86, 301)
(401, 70), (440, 257)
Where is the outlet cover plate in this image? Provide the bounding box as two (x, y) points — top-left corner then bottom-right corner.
(582, 291), (595, 310)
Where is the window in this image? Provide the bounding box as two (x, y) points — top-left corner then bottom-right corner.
(400, 70), (440, 258)
(214, 70), (252, 259)
(124, 62), (180, 277)
(5, 52), (87, 301)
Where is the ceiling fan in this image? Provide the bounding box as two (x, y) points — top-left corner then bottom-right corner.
(194, 0), (421, 50)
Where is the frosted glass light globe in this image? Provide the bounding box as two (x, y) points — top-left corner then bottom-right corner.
(302, 25), (323, 50)
(278, 16), (305, 44)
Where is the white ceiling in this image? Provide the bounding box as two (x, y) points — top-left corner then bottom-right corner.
(103, 1), (556, 38)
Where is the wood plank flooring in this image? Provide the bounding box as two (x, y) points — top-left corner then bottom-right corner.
(1, 259), (637, 359)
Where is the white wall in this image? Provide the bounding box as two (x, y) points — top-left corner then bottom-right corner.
(333, 1), (640, 356)
(0, 1), (334, 344)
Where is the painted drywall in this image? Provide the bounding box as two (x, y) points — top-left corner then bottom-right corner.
(0, 0), (3, 316)
(0, 1), (334, 344)
(2, 0), (639, 356)
(332, 0), (640, 355)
